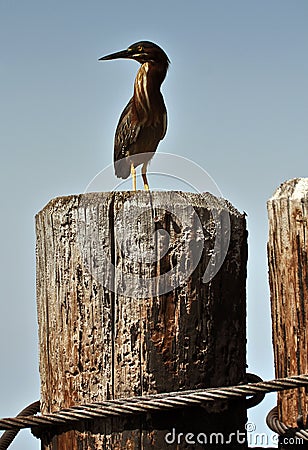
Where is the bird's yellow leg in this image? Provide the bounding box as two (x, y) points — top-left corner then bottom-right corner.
(142, 163), (149, 191)
(131, 163), (136, 191)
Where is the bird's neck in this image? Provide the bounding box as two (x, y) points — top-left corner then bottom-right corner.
(133, 62), (167, 123)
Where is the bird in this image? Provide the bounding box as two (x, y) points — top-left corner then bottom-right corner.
(99, 41), (170, 191)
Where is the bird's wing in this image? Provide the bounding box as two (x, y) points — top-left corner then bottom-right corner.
(160, 110), (167, 140)
(114, 98), (141, 163)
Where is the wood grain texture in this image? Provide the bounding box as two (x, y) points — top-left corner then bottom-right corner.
(268, 178), (308, 429)
(36, 191), (247, 449)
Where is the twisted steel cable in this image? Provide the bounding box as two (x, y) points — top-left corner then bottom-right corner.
(0, 401), (40, 450)
(266, 406), (308, 441)
(1, 374), (308, 433)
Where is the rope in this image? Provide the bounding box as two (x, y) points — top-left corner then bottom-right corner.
(0, 373), (308, 432)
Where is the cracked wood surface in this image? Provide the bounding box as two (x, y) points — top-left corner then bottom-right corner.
(36, 191), (247, 449)
(268, 178), (308, 431)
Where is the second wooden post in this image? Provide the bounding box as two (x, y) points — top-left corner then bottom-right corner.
(268, 178), (308, 432)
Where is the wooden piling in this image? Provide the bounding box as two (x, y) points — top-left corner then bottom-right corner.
(267, 178), (308, 429)
(36, 191), (248, 449)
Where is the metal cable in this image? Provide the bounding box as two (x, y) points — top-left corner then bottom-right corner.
(0, 373), (308, 432)
(0, 401), (40, 450)
(244, 373), (265, 408)
(266, 406), (308, 441)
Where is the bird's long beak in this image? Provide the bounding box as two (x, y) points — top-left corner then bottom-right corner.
(98, 49), (130, 61)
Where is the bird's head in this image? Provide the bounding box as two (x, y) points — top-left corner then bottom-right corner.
(99, 41), (170, 67)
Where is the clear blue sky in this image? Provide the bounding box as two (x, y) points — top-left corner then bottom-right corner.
(1, 1), (308, 448)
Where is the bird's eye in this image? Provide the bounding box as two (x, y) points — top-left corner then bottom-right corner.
(137, 45), (143, 52)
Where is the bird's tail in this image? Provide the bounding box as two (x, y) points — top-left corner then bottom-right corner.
(114, 157), (130, 179)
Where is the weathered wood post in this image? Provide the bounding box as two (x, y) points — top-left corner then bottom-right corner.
(267, 178), (308, 432)
(36, 191), (248, 449)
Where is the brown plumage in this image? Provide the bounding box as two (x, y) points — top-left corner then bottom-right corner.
(99, 41), (170, 190)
